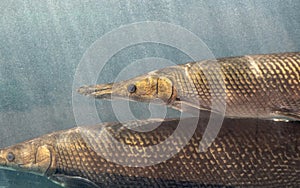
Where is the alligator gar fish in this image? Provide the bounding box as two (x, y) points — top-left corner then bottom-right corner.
(78, 52), (300, 121)
(0, 118), (299, 187)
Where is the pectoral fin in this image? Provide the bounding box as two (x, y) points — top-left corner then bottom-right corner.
(172, 100), (221, 118)
(50, 174), (100, 188)
(270, 110), (300, 122)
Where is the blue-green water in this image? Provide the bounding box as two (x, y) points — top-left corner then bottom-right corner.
(0, 0), (299, 187)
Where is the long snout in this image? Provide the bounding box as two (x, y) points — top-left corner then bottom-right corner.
(77, 83), (114, 99)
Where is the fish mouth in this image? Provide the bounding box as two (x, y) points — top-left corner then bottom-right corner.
(77, 83), (114, 99)
(0, 160), (7, 167)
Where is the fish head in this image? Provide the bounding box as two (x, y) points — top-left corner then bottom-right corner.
(0, 139), (54, 175)
(78, 73), (177, 104)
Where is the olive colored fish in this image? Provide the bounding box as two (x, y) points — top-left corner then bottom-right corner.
(0, 118), (299, 187)
(78, 52), (300, 121)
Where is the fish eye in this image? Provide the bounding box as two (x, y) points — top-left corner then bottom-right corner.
(6, 152), (15, 162)
(127, 84), (137, 93)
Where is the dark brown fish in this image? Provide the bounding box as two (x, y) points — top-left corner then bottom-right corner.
(0, 118), (299, 187)
(78, 52), (300, 121)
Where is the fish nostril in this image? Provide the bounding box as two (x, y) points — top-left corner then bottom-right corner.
(127, 84), (137, 93)
(6, 152), (15, 162)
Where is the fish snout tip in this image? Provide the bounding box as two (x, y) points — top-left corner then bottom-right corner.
(77, 84), (114, 99)
(77, 85), (95, 95)
(77, 85), (104, 96)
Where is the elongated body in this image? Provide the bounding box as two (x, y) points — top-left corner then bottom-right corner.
(78, 52), (300, 120)
(0, 118), (299, 187)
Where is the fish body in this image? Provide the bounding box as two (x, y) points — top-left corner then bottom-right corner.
(0, 118), (299, 187)
(78, 52), (300, 120)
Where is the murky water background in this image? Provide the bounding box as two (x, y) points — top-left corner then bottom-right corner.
(0, 0), (299, 187)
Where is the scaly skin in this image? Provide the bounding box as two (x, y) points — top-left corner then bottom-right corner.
(78, 52), (300, 120)
(0, 118), (299, 187)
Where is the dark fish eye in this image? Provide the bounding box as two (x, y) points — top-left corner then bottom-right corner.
(127, 84), (137, 93)
(6, 152), (15, 162)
